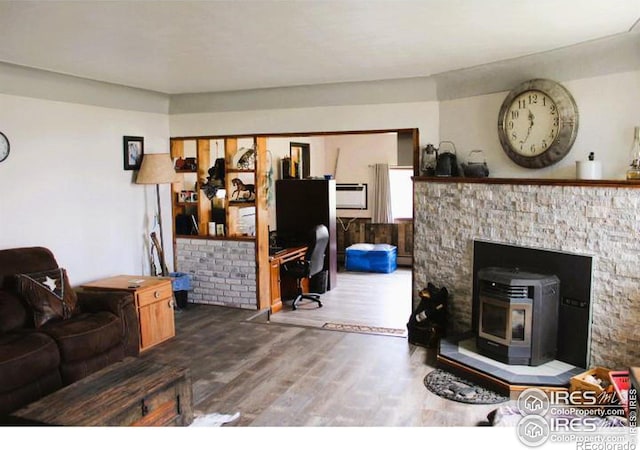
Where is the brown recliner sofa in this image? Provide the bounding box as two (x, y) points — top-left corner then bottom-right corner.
(0, 247), (140, 415)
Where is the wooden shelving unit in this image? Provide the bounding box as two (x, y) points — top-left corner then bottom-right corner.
(171, 137), (255, 238)
(224, 137), (257, 238)
(170, 139), (211, 237)
(169, 134), (271, 310)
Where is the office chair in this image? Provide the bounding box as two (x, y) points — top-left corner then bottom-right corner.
(281, 224), (329, 310)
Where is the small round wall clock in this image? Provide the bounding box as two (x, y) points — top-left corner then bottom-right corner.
(497, 79), (578, 169)
(0, 132), (9, 163)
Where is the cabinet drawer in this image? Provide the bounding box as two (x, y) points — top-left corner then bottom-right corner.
(137, 282), (173, 308)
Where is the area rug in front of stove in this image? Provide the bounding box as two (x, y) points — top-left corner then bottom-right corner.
(424, 369), (509, 404)
(322, 322), (406, 337)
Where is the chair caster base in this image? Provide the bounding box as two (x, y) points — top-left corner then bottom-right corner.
(291, 294), (323, 311)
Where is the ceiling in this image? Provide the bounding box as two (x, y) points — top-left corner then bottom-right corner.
(0, 1), (638, 95)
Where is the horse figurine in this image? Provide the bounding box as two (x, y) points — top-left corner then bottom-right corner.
(230, 178), (255, 201)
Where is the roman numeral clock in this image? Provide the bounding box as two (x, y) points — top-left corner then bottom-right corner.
(0, 131), (9, 163)
(498, 79), (579, 169)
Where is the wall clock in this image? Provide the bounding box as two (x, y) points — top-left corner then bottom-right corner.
(0, 131), (9, 163)
(497, 79), (578, 169)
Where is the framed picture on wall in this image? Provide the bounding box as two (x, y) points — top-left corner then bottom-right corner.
(289, 142), (310, 179)
(123, 136), (144, 170)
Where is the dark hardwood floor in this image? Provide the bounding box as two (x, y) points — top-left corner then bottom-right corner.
(139, 304), (498, 427)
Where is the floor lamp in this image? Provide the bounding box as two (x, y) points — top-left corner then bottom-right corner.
(136, 153), (177, 277)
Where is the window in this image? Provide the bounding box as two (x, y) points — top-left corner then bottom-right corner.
(389, 166), (413, 219)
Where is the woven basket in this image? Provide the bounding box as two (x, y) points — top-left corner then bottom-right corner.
(570, 367), (612, 394)
(569, 367), (613, 404)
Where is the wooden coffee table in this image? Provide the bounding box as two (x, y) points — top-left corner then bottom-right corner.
(12, 358), (193, 426)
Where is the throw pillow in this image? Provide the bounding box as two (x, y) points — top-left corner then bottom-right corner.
(15, 268), (78, 328)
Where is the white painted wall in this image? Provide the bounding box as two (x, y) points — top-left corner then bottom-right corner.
(308, 136), (327, 177)
(0, 93), (171, 284)
(439, 70), (640, 179)
(324, 133), (398, 218)
(169, 101), (440, 145)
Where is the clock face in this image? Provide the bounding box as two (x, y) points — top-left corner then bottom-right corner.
(505, 90), (559, 157)
(498, 79), (578, 169)
(0, 132), (9, 163)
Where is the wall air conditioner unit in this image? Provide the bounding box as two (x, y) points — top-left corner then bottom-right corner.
(336, 183), (367, 210)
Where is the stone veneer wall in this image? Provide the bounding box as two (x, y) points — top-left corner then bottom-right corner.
(175, 238), (257, 309)
(413, 181), (640, 368)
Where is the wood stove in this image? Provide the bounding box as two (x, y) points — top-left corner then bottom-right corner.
(476, 267), (559, 366)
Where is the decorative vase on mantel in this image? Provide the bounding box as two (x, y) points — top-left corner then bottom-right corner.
(626, 126), (640, 180)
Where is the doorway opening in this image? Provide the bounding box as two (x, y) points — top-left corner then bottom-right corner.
(266, 129), (416, 335)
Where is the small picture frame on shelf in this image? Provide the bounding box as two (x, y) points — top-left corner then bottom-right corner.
(179, 191), (198, 203)
(123, 136), (144, 170)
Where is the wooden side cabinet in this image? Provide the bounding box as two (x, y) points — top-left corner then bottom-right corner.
(81, 275), (176, 352)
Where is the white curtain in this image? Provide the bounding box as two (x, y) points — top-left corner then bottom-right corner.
(372, 163), (393, 223)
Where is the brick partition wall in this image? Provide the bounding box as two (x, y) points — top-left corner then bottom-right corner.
(413, 180), (640, 368)
(175, 238), (257, 309)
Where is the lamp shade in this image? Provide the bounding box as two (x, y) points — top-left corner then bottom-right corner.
(135, 153), (178, 184)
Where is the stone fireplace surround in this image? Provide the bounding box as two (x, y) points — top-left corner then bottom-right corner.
(413, 178), (640, 369)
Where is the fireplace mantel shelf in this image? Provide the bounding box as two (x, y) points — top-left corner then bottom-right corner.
(412, 176), (640, 188)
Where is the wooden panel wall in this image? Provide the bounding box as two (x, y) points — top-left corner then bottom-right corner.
(336, 218), (413, 266)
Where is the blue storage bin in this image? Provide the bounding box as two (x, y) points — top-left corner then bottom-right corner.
(169, 272), (192, 309)
(345, 243), (397, 273)
(169, 272), (192, 291)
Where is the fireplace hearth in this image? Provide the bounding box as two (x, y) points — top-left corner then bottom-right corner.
(473, 240), (592, 369)
(476, 267), (559, 366)
(435, 241), (592, 396)
(437, 335), (585, 396)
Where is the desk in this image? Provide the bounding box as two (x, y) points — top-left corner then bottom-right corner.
(269, 246), (308, 314)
